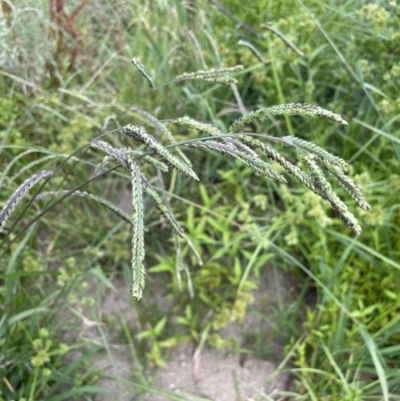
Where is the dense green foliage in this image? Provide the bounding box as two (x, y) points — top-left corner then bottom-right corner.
(1, 0), (399, 400)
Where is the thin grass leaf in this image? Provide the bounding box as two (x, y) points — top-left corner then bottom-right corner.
(321, 344), (347, 385)
(8, 307), (51, 325)
(238, 39), (267, 63)
(89, 266), (117, 291)
(123, 124), (199, 181)
(171, 239), (196, 297)
(0, 170), (53, 232)
(46, 386), (112, 401)
(230, 103), (348, 132)
(353, 118), (400, 145)
(360, 328), (389, 401)
(9, 155), (56, 183)
(262, 23), (305, 57)
(0, 149), (35, 190)
(184, 234), (203, 267)
(36, 190), (133, 225)
(127, 155), (146, 300)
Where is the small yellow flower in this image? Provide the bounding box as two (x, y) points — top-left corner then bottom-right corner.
(57, 267), (69, 287)
(39, 328), (49, 338)
(284, 231), (298, 246)
(238, 292), (254, 304)
(389, 174), (400, 191)
(378, 99), (393, 113)
(253, 194), (267, 210)
(42, 368), (52, 377)
(390, 64), (400, 77)
(231, 300), (246, 321)
(361, 206), (386, 226)
(213, 306), (232, 330)
(44, 339), (53, 351)
(66, 257), (76, 268)
(58, 343), (70, 356)
(208, 333), (227, 349)
(81, 296), (95, 307)
(31, 350), (50, 367)
(32, 338), (42, 350)
(68, 293), (77, 303)
(354, 172), (371, 188)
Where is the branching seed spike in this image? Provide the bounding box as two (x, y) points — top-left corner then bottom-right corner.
(131, 57), (155, 89)
(175, 65), (243, 85)
(0, 170), (53, 231)
(127, 155), (146, 300)
(230, 103), (348, 132)
(123, 124), (199, 181)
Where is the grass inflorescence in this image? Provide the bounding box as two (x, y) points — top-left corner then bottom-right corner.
(1, 59), (368, 299)
(0, 170), (53, 232)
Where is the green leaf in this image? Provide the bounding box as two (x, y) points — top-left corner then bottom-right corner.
(154, 316), (168, 335)
(88, 266), (117, 291)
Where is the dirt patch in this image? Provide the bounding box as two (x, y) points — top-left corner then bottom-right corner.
(85, 265), (297, 401)
(144, 345), (291, 401)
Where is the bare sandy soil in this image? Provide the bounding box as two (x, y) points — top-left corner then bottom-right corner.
(79, 265), (297, 401)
